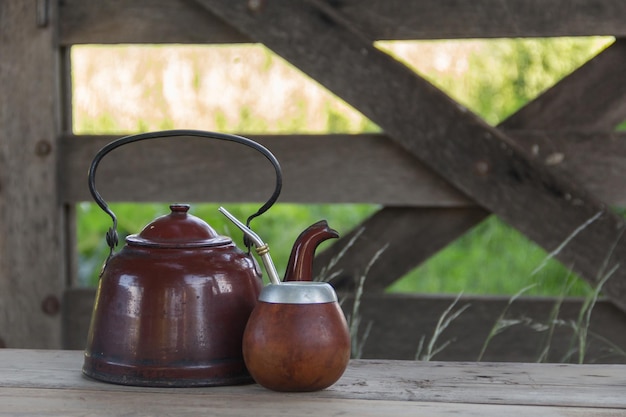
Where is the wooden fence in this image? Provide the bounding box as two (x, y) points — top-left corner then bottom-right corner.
(2, 0), (626, 362)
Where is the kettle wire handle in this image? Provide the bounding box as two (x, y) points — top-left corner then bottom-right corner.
(88, 129), (283, 255)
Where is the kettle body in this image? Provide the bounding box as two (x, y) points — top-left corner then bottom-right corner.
(83, 205), (263, 387)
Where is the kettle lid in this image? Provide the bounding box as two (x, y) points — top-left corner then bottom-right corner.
(126, 204), (232, 248)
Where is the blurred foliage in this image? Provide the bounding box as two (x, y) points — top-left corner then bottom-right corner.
(74, 38), (615, 296)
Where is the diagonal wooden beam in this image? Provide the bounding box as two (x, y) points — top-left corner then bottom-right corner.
(196, 1), (626, 310)
(322, 207), (488, 291)
(316, 39), (626, 292)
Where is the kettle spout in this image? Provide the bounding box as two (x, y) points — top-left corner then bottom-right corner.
(284, 220), (339, 282)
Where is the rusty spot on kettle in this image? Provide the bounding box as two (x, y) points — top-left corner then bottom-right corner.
(41, 295), (60, 316)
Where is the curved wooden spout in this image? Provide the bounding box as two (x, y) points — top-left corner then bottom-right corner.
(284, 220), (339, 282)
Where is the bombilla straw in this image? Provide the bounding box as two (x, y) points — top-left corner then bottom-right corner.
(218, 207), (282, 285)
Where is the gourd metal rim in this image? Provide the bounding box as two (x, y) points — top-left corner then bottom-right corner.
(258, 282), (338, 304)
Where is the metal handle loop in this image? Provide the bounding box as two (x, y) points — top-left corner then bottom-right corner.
(88, 129), (283, 255)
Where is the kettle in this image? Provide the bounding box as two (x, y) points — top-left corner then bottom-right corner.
(82, 130), (340, 387)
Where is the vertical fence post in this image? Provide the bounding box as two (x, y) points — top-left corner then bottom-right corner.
(0, 1), (65, 347)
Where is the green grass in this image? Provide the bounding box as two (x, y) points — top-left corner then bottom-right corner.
(387, 216), (592, 297)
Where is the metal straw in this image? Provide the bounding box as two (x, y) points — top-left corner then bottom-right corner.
(218, 207), (281, 285)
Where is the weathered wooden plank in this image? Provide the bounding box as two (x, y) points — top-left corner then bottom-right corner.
(0, 1), (65, 347)
(58, 0), (626, 45)
(2, 387), (623, 417)
(2, 349), (625, 407)
(511, 130), (626, 203)
(61, 288), (94, 350)
(62, 288), (626, 365)
(59, 0), (248, 45)
(197, 0), (626, 312)
(3, 349), (626, 414)
(58, 134), (469, 205)
(60, 131), (626, 206)
(335, 0), (626, 39)
(342, 293), (626, 364)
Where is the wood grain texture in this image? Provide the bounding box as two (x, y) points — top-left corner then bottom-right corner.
(509, 130), (626, 203)
(60, 131), (626, 206)
(59, 133), (468, 205)
(334, 0), (626, 40)
(62, 289), (626, 365)
(342, 293), (626, 364)
(0, 1), (65, 347)
(195, 0), (626, 312)
(59, 0), (249, 45)
(1, 387), (622, 417)
(1, 349), (626, 416)
(61, 288), (94, 350)
(58, 0), (626, 45)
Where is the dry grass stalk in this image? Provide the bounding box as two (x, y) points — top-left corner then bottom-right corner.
(480, 212), (624, 363)
(349, 244), (388, 359)
(314, 226), (386, 359)
(415, 293), (470, 362)
(315, 227), (365, 283)
(476, 284), (536, 362)
(536, 272), (575, 363)
(531, 211), (602, 276)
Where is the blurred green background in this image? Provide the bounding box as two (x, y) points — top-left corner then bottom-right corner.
(73, 37), (617, 296)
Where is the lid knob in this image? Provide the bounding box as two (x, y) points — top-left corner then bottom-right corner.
(170, 204), (190, 214)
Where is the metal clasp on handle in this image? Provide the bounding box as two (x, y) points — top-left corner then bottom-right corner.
(88, 129), (283, 260)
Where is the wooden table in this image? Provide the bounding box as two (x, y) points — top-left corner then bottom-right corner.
(1, 349), (625, 416)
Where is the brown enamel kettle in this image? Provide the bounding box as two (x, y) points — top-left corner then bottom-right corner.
(82, 130), (343, 388)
